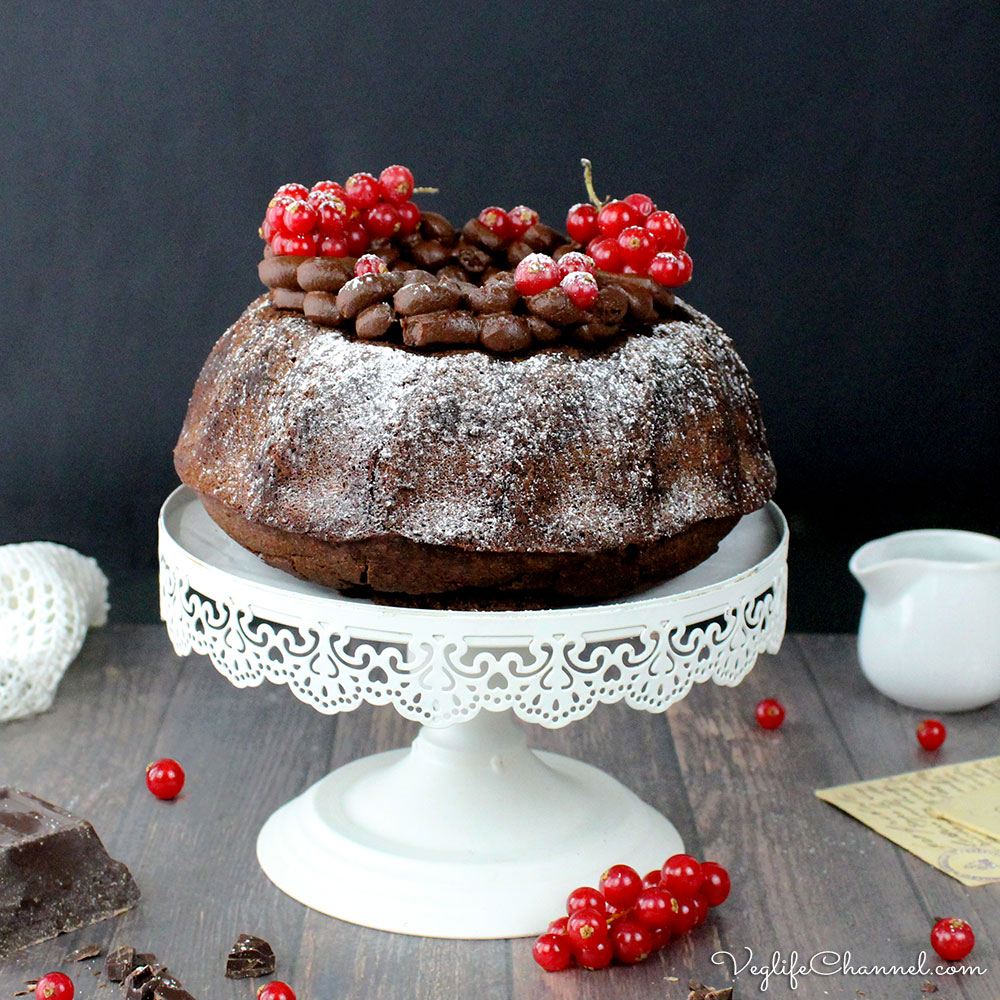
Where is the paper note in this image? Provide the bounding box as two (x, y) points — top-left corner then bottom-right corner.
(936, 782), (1000, 843)
(816, 756), (1000, 886)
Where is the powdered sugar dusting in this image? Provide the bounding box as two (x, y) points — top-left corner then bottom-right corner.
(176, 295), (775, 552)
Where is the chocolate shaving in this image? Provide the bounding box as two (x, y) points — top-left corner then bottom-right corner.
(225, 933), (276, 979)
(65, 944), (102, 962)
(687, 981), (733, 1000)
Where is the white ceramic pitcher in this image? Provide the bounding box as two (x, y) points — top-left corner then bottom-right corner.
(850, 528), (1000, 712)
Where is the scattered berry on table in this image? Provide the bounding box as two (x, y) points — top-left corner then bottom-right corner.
(698, 861), (731, 907)
(930, 917), (975, 961)
(532, 933), (572, 972)
(755, 697), (786, 730)
(916, 718), (947, 751)
(35, 973), (73, 1000)
(661, 853), (704, 898)
(257, 983), (296, 1000)
(575, 937), (613, 970)
(145, 758), (185, 799)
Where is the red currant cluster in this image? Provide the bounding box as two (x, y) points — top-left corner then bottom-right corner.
(260, 166), (421, 258)
(566, 192), (692, 287)
(532, 853), (730, 972)
(475, 204), (541, 243)
(513, 250), (599, 308)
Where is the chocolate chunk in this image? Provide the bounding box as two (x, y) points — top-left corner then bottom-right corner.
(270, 287), (305, 310)
(687, 984), (733, 1000)
(336, 272), (405, 318)
(525, 287), (588, 326)
(0, 788), (140, 960)
(66, 944), (102, 962)
(409, 239), (452, 270)
(453, 241), (492, 274)
(402, 310), (479, 348)
(355, 301), (394, 340)
(591, 285), (629, 325)
(461, 217), (507, 253)
(123, 965), (179, 1000)
(225, 933), (276, 979)
(525, 315), (560, 343)
(258, 256), (307, 291)
(479, 313), (532, 353)
(393, 281), (462, 316)
(153, 987), (196, 1000)
(302, 291), (343, 327)
(296, 257), (353, 293)
(106, 948), (135, 982)
(466, 274), (519, 314)
(506, 241), (533, 267)
(520, 222), (565, 252)
(419, 211), (456, 242)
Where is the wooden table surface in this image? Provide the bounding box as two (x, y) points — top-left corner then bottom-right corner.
(1, 626), (997, 999)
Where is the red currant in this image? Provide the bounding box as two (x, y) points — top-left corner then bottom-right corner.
(616, 226), (659, 269)
(688, 893), (709, 928)
(634, 886), (679, 930)
(642, 868), (663, 890)
(477, 206), (515, 243)
(661, 854), (703, 897)
(587, 236), (623, 272)
(597, 199), (639, 238)
(648, 250), (693, 287)
(574, 938), (613, 970)
(560, 271), (599, 310)
(532, 933), (572, 972)
(930, 917), (975, 962)
(916, 719), (946, 751)
(672, 897), (699, 935)
(599, 863), (643, 910)
(566, 907), (608, 947)
(145, 758), (185, 799)
(270, 233), (318, 257)
(624, 192), (656, 217)
(365, 202), (402, 238)
(355, 253), (388, 276)
(508, 205), (539, 238)
(310, 180), (346, 198)
(274, 182), (309, 201)
(265, 196), (294, 235)
(755, 698), (786, 730)
(513, 253), (560, 295)
(698, 862), (731, 907)
(566, 202), (600, 244)
(645, 210), (686, 252)
(344, 172), (380, 209)
(556, 251), (596, 279)
(647, 925), (671, 952)
(315, 198), (347, 237)
(396, 200), (421, 236)
(611, 918), (653, 964)
(378, 164), (414, 204)
(282, 199), (317, 236)
(547, 915), (569, 935)
(35, 974), (73, 1000)
(344, 220), (370, 256)
(257, 983), (296, 1000)
(318, 235), (349, 257)
(567, 886), (605, 914)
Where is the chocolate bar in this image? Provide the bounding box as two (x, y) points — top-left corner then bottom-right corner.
(0, 787), (140, 958)
(225, 934), (276, 978)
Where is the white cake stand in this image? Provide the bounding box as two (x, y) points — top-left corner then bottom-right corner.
(159, 486), (787, 938)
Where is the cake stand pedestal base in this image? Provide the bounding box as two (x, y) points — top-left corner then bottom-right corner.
(256, 710), (682, 939)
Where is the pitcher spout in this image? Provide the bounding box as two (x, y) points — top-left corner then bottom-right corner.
(849, 553), (918, 604)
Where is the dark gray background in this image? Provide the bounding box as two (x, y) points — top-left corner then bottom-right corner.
(1, 2), (997, 629)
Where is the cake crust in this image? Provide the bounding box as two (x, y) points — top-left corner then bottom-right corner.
(175, 295), (775, 606)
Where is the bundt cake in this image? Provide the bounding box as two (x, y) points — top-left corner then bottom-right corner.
(174, 167), (775, 608)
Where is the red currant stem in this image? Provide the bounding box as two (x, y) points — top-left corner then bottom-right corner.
(580, 158), (608, 209)
(412, 186), (439, 194)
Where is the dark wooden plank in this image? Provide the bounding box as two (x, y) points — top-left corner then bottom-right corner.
(799, 633), (1000, 1000)
(4, 628), (997, 999)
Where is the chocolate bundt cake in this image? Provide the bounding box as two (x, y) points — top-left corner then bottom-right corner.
(174, 172), (775, 608)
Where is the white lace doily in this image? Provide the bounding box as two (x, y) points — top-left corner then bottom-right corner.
(0, 542), (108, 722)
